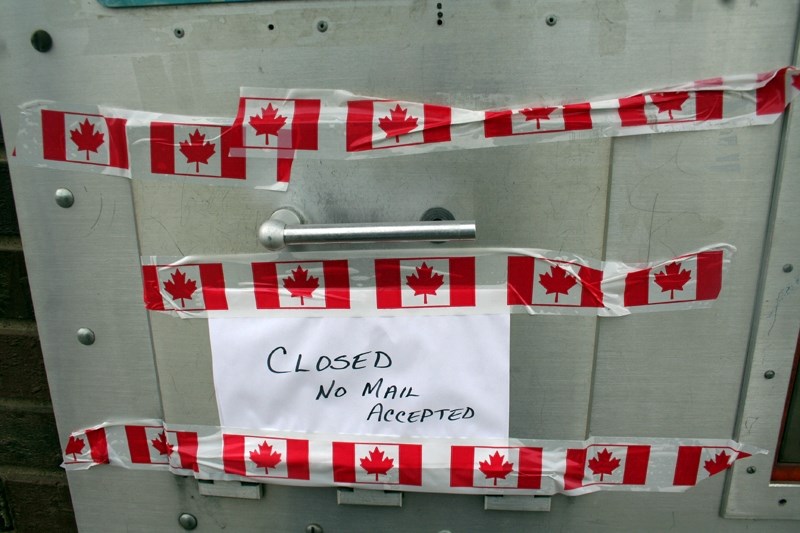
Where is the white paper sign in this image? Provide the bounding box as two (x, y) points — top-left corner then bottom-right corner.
(209, 315), (510, 439)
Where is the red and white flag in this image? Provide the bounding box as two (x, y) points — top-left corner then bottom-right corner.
(166, 430), (199, 473)
(754, 67), (797, 117)
(375, 257), (475, 309)
(673, 445), (750, 486)
(507, 257), (604, 308)
(222, 433), (310, 480)
(564, 444), (651, 490)
(62, 428), (109, 467)
(41, 110), (128, 170)
(142, 264), (228, 312)
(623, 250), (723, 307)
(124, 425), (171, 466)
(237, 97), (320, 151)
(149, 121), (246, 180)
(484, 103), (592, 138)
(332, 441), (422, 486)
(346, 100), (451, 152)
(450, 446), (542, 489)
(251, 260), (350, 309)
(617, 90), (723, 127)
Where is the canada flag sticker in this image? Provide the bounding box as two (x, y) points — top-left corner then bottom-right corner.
(346, 100), (451, 152)
(142, 264), (229, 312)
(222, 434), (310, 480)
(375, 257), (476, 309)
(251, 260), (350, 310)
(41, 110), (128, 169)
(149, 122), (246, 180)
(450, 446), (542, 489)
(237, 97), (321, 151)
(332, 441), (422, 486)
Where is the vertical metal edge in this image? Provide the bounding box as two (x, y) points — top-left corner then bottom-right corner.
(722, 9), (800, 519)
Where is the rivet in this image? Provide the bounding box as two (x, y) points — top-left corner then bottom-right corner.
(174, 27), (185, 38)
(31, 29), (53, 52)
(778, 498), (788, 506)
(306, 524), (323, 533)
(76, 328), (95, 346)
(317, 20), (328, 32)
(783, 264), (794, 273)
(746, 466), (756, 474)
(178, 513), (197, 530)
(55, 188), (74, 208)
(764, 370), (776, 379)
(545, 14), (558, 26)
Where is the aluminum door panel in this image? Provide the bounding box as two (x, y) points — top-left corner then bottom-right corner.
(2, 0), (800, 531)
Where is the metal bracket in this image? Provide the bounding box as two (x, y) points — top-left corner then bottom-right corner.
(197, 480), (264, 500)
(336, 488), (403, 507)
(484, 495), (551, 512)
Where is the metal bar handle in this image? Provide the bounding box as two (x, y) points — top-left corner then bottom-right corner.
(258, 208), (477, 251)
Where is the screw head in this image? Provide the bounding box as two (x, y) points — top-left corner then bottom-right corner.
(31, 29), (53, 52)
(76, 328), (95, 346)
(783, 264), (794, 273)
(306, 524), (323, 533)
(178, 513), (197, 530)
(764, 370), (776, 379)
(316, 20), (328, 32)
(174, 27), (185, 38)
(55, 188), (74, 208)
(746, 466), (757, 474)
(545, 14), (558, 26)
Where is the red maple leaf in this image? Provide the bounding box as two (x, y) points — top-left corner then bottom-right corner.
(151, 431), (173, 456)
(359, 447), (394, 481)
(478, 451), (515, 486)
(282, 266), (319, 305)
(65, 435), (85, 460)
(587, 448), (621, 481)
(249, 441), (282, 474)
(162, 269), (198, 307)
(538, 264), (578, 303)
(378, 104), (418, 143)
(70, 118), (105, 160)
(792, 73), (800, 91)
(248, 103), (287, 145)
(520, 106), (556, 129)
(653, 261), (692, 300)
(178, 129), (216, 173)
(650, 92), (690, 120)
(405, 262), (444, 304)
(703, 450), (732, 476)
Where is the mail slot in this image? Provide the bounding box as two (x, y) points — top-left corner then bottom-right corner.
(1, 1), (799, 531)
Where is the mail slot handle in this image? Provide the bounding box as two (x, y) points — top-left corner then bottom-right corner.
(258, 208), (476, 251)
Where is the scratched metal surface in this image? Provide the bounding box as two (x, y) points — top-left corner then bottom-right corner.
(1, 0), (799, 531)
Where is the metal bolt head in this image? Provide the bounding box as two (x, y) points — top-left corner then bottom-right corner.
(316, 20), (328, 32)
(545, 14), (558, 26)
(76, 328), (95, 346)
(764, 370), (776, 379)
(306, 524), (323, 533)
(55, 188), (74, 208)
(31, 29), (53, 52)
(174, 27), (185, 38)
(783, 263), (794, 273)
(746, 466), (757, 474)
(178, 513), (197, 530)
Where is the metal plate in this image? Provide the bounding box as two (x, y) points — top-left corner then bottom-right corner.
(1, 0), (799, 530)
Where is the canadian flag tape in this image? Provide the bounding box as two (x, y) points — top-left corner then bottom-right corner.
(62, 420), (764, 496)
(141, 243), (734, 318)
(11, 67), (800, 189)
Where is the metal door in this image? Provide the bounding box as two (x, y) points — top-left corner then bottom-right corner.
(1, 1), (799, 531)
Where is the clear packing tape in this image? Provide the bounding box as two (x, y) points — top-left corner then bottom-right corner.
(62, 420), (764, 496)
(12, 67), (800, 191)
(141, 244), (735, 318)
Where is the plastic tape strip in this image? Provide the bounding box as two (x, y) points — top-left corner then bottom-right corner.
(62, 420), (764, 496)
(12, 67), (800, 190)
(141, 243), (734, 318)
